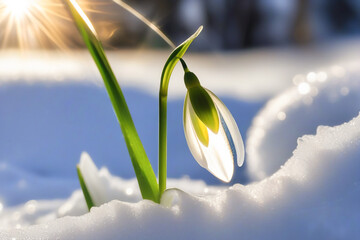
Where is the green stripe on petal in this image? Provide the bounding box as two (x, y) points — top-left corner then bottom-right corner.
(188, 86), (219, 134)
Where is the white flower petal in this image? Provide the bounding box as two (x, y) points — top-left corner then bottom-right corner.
(184, 94), (208, 169)
(184, 90), (245, 182)
(207, 89), (245, 167)
(204, 120), (235, 182)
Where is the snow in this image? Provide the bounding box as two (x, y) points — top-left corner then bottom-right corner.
(0, 154), (224, 231)
(1, 111), (360, 239)
(0, 46), (360, 239)
(246, 62), (360, 180)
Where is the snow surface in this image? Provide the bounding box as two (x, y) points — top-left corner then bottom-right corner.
(0, 47), (360, 239)
(1, 111), (360, 239)
(247, 62), (360, 180)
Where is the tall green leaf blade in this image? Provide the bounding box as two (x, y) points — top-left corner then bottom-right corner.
(77, 165), (95, 211)
(63, 0), (159, 202)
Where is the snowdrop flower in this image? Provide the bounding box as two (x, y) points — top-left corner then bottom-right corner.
(181, 60), (245, 182)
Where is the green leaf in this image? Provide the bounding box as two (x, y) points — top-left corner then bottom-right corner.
(77, 165), (95, 211)
(64, 0), (159, 203)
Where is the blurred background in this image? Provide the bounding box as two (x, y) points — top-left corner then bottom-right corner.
(101, 0), (360, 50)
(2, 0), (360, 50)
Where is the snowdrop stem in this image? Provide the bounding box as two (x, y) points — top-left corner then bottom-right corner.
(158, 27), (203, 198)
(180, 58), (189, 72)
(159, 59), (188, 196)
(159, 95), (167, 196)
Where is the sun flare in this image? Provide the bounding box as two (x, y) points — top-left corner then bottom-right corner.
(3, 0), (34, 18)
(0, 0), (70, 48)
(0, 0), (106, 49)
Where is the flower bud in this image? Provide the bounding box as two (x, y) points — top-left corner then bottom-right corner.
(183, 71), (245, 182)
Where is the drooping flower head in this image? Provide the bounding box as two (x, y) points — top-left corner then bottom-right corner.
(181, 59), (244, 182)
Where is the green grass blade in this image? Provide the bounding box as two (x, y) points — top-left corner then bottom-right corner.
(159, 26), (203, 196)
(77, 165), (95, 211)
(64, 0), (159, 203)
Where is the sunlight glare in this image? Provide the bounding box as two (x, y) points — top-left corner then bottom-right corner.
(69, 0), (97, 35)
(0, 0), (105, 49)
(3, 0), (34, 18)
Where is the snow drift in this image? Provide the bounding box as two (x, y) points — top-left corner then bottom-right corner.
(247, 63), (360, 180)
(1, 113), (360, 239)
(1, 62), (360, 239)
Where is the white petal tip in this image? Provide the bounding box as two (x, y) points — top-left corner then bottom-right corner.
(237, 157), (245, 168)
(211, 166), (234, 183)
(221, 177), (231, 183)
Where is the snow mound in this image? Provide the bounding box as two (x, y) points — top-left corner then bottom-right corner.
(0, 154), (224, 231)
(57, 152), (224, 218)
(246, 62), (360, 180)
(1, 111), (360, 239)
